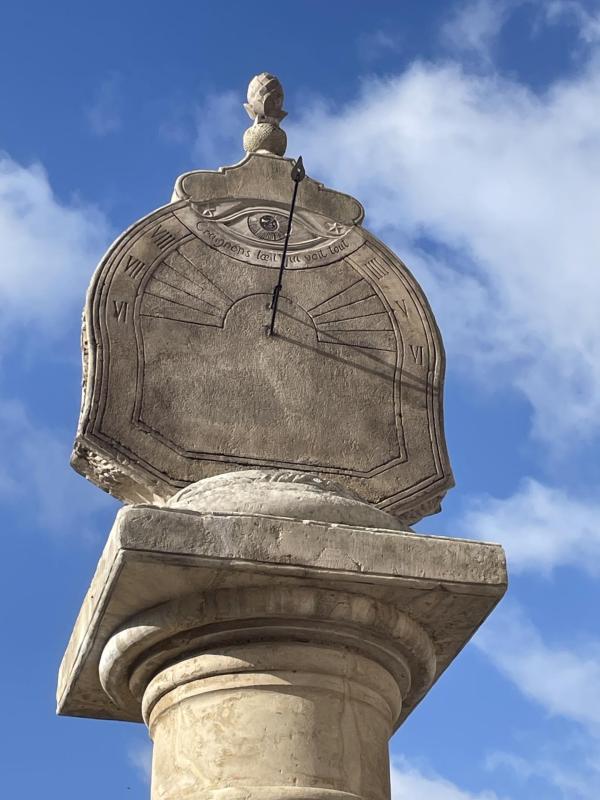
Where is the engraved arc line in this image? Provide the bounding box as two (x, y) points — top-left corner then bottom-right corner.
(93, 215), (194, 431)
(346, 247), (405, 458)
(352, 238), (447, 483)
(86, 201), (188, 428)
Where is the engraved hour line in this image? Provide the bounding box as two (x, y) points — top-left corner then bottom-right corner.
(307, 278), (364, 313)
(144, 291), (220, 317)
(409, 344), (425, 365)
(158, 261), (223, 312)
(139, 313), (221, 328)
(178, 250), (234, 303)
(312, 292), (377, 319)
(113, 300), (128, 322)
(123, 254), (148, 280)
(318, 336), (395, 352)
(151, 276), (222, 314)
(318, 310), (390, 326)
(151, 224), (178, 251)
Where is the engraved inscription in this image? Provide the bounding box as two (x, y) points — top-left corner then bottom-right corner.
(113, 300), (128, 323)
(123, 254), (148, 280)
(151, 225), (177, 251)
(363, 257), (389, 280)
(409, 344), (424, 366)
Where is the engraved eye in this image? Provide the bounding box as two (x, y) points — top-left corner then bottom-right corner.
(247, 212), (288, 242)
(198, 203), (345, 250)
(260, 214), (279, 231)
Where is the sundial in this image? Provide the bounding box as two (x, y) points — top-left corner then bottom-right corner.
(72, 72), (454, 525)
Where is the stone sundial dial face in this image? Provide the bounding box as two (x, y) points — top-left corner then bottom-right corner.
(72, 76), (453, 525)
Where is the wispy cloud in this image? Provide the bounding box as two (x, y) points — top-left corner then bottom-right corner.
(544, 1), (600, 44)
(0, 154), (111, 338)
(486, 745), (600, 800)
(441, 0), (516, 61)
(86, 74), (122, 137)
(0, 152), (115, 535)
(358, 30), (403, 63)
(193, 90), (247, 168)
(461, 478), (600, 575)
(128, 738), (152, 785)
(475, 605), (600, 798)
(392, 758), (503, 800)
(475, 605), (600, 731)
(0, 399), (115, 536)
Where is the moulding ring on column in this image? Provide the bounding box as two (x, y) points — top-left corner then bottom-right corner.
(99, 585), (436, 725)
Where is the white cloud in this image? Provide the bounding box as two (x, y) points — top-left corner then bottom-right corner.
(475, 605), (600, 730)
(286, 58), (600, 448)
(442, 0), (515, 59)
(128, 738), (152, 784)
(487, 747), (600, 800)
(194, 90), (247, 169)
(461, 477), (600, 575)
(545, 1), (600, 44)
(0, 154), (111, 335)
(475, 605), (600, 797)
(86, 74), (122, 136)
(392, 758), (503, 800)
(0, 399), (115, 536)
(358, 30), (402, 63)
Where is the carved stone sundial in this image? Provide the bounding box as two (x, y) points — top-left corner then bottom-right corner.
(72, 72), (454, 525)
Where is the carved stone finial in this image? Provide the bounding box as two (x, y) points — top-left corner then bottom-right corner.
(243, 72), (287, 157)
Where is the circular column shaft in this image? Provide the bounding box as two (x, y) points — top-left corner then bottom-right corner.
(100, 585), (436, 800)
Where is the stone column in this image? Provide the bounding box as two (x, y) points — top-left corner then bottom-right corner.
(57, 471), (507, 800)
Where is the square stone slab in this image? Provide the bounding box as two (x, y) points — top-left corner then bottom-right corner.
(57, 505), (507, 725)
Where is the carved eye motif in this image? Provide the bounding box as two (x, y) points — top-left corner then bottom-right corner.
(194, 202), (346, 251)
(247, 212), (288, 242)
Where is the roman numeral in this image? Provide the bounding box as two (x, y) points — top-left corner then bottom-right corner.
(113, 300), (128, 322)
(123, 254), (147, 280)
(396, 299), (409, 318)
(151, 225), (177, 251)
(409, 344), (424, 365)
(363, 257), (388, 280)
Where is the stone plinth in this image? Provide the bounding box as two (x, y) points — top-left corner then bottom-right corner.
(57, 473), (507, 800)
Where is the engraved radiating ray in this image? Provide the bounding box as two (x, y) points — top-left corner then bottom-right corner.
(308, 278), (371, 317)
(153, 263), (223, 313)
(142, 247), (234, 329)
(175, 250), (233, 305)
(318, 312), (392, 332)
(148, 276), (222, 315)
(315, 294), (384, 324)
(140, 294), (221, 328)
(318, 330), (396, 352)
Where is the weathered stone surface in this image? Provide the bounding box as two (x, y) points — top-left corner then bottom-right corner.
(57, 492), (506, 726)
(165, 469), (405, 530)
(71, 76), (454, 525)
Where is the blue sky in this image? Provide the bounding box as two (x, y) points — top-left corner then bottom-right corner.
(2, 1), (600, 798)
